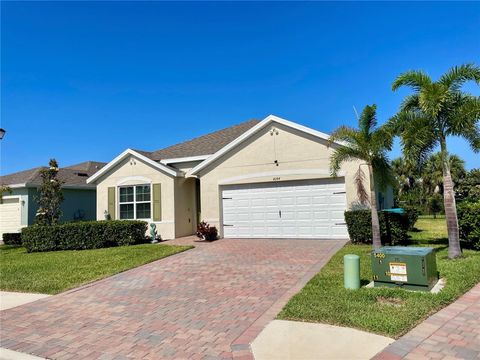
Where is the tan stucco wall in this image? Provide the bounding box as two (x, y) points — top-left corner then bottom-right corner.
(169, 160), (204, 173)
(174, 177), (197, 237)
(196, 122), (372, 236)
(95, 156), (177, 239)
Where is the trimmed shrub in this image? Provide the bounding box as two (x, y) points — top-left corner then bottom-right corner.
(21, 220), (148, 253)
(344, 210), (410, 245)
(196, 221), (218, 241)
(457, 201), (480, 250)
(403, 206), (419, 230)
(2, 233), (22, 246)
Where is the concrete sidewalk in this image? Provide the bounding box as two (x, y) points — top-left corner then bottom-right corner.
(0, 291), (50, 311)
(0, 348), (44, 360)
(252, 320), (394, 360)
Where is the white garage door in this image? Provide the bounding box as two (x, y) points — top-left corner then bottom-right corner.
(0, 197), (22, 238)
(222, 179), (348, 239)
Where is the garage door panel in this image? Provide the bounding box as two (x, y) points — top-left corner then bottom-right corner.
(280, 211), (295, 220)
(312, 196), (328, 204)
(332, 226), (348, 236)
(265, 198), (278, 206)
(297, 211), (313, 220)
(313, 210), (329, 218)
(250, 212), (265, 220)
(250, 198), (265, 207)
(280, 197), (295, 205)
(221, 179), (348, 239)
(295, 197), (311, 205)
(0, 197), (22, 238)
(266, 227), (282, 237)
(331, 210), (346, 219)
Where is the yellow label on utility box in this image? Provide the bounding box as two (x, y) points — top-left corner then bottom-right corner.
(388, 262), (408, 282)
(389, 262), (407, 275)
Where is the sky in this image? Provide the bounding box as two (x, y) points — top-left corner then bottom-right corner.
(1, 1), (479, 175)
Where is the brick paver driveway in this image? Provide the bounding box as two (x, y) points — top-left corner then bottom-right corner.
(373, 282), (480, 360)
(0, 238), (345, 360)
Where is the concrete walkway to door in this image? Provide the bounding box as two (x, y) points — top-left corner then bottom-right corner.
(0, 237), (346, 360)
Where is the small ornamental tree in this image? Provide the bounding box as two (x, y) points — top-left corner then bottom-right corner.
(0, 185), (12, 204)
(428, 193), (443, 219)
(35, 159), (65, 225)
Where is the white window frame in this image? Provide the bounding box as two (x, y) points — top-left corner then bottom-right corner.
(118, 184), (152, 220)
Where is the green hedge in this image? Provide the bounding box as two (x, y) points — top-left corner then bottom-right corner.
(457, 201), (480, 250)
(403, 206), (419, 230)
(2, 233), (22, 246)
(22, 220), (148, 252)
(344, 210), (411, 245)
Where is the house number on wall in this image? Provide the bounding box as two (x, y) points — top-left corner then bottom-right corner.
(273, 177), (281, 181)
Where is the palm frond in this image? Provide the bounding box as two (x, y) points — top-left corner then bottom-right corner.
(448, 95), (480, 152)
(329, 146), (364, 177)
(354, 167), (369, 205)
(358, 104), (377, 136)
(396, 111), (438, 166)
(418, 83), (449, 118)
(439, 63), (480, 91)
(461, 123), (480, 152)
(371, 125), (394, 153)
(328, 125), (359, 147)
(400, 94), (420, 112)
(388, 110), (428, 134)
(392, 70), (432, 92)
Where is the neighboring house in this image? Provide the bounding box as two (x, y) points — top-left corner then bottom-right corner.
(0, 161), (106, 237)
(88, 115), (393, 240)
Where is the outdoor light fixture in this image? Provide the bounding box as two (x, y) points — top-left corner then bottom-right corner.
(0, 128), (5, 140)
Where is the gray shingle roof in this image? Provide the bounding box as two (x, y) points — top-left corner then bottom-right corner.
(146, 119), (260, 161)
(64, 161), (107, 173)
(0, 161), (106, 187)
(1, 119), (260, 186)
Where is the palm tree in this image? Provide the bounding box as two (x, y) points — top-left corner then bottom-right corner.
(391, 157), (416, 196)
(423, 153), (466, 195)
(391, 63), (480, 259)
(329, 105), (393, 249)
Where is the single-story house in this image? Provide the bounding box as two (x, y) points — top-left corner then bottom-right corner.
(87, 115), (393, 240)
(0, 161), (106, 237)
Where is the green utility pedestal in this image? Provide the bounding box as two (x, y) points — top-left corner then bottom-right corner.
(371, 247), (438, 291)
(344, 254), (360, 290)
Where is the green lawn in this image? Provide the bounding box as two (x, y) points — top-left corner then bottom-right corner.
(409, 216), (448, 245)
(0, 244), (192, 294)
(278, 217), (480, 338)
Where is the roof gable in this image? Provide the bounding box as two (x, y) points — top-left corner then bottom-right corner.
(86, 149), (180, 184)
(187, 115), (341, 176)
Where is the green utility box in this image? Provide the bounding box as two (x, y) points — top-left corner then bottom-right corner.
(371, 247), (438, 291)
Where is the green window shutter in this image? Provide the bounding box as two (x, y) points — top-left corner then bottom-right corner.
(108, 187), (116, 220)
(153, 183), (162, 221)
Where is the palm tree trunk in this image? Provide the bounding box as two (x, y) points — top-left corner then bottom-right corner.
(440, 138), (462, 259)
(369, 165), (382, 250)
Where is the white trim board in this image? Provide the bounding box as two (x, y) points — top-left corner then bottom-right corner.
(187, 115), (346, 177)
(116, 176), (153, 186)
(160, 155), (211, 165)
(218, 169), (345, 185)
(87, 149), (180, 184)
